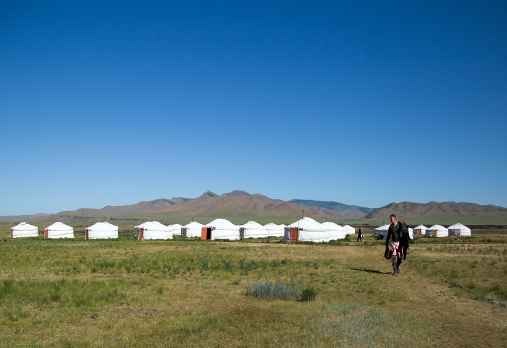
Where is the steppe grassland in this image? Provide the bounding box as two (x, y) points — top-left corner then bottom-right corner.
(0, 232), (506, 347)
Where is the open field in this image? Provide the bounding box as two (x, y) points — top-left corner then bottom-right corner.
(1, 232), (506, 347)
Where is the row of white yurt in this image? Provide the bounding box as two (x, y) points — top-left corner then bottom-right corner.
(11, 221), (119, 239)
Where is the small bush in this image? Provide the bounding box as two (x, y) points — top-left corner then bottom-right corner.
(301, 287), (317, 302)
(246, 279), (300, 300)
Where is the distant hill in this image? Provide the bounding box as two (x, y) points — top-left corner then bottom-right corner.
(365, 201), (507, 219)
(56, 198), (189, 218)
(3, 193), (507, 225)
(40, 190), (357, 222)
(289, 199), (372, 219)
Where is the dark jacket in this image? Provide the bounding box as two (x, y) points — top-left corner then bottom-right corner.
(386, 223), (401, 248)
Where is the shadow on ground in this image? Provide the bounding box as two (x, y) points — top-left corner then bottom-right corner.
(349, 268), (392, 275)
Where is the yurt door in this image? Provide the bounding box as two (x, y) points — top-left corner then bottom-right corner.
(11, 229), (13, 238)
(432, 230), (436, 237)
(239, 228), (245, 239)
(182, 228), (187, 237)
(139, 228), (144, 241)
(44, 228), (48, 239)
(201, 227), (207, 240)
(454, 229), (460, 237)
(85, 229), (89, 240)
(290, 228), (299, 242)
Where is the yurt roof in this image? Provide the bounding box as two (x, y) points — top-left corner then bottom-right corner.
(138, 221), (168, 230)
(448, 223), (470, 230)
(204, 218), (237, 229)
(321, 222), (345, 230)
(184, 221), (203, 228)
(87, 222), (118, 230)
(240, 221), (263, 228)
(374, 224), (391, 231)
(428, 224), (447, 230)
(46, 222), (73, 231)
(414, 225), (428, 230)
(135, 221), (151, 229)
(12, 222), (38, 231)
(264, 223), (279, 228)
(289, 217), (325, 231)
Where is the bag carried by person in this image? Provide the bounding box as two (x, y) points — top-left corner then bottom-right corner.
(384, 248), (392, 259)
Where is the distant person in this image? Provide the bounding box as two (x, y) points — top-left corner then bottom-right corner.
(357, 228), (362, 242)
(385, 214), (402, 275)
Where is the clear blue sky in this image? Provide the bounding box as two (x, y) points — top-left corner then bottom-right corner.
(1, 1), (506, 215)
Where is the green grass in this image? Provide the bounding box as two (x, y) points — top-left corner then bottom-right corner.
(0, 233), (506, 347)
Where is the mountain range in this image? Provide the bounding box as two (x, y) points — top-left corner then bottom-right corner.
(2, 190), (506, 223)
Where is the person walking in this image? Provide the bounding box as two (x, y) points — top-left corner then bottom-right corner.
(357, 228), (362, 242)
(385, 214), (402, 275)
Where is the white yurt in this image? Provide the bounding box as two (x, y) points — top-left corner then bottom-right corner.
(240, 221), (268, 239)
(285, 217), (330, 243)
(264, 223), (284, 237)
(11, 222), (38, 238)
(85, 222), (119, 240)
(182, 221), (204, 238)
(448, 223), (472, 237)
(413, 225), (427, 236)
(321, 222), (347, 240)
(343, 225), (356, 235)
(202, 219), (240, 240)
(426, 225), (448, 238)
(44, 222), (74, 239)
(137, 221), (172, 240)
(168, 224), (182, 236)
(373, 224), (390, 239)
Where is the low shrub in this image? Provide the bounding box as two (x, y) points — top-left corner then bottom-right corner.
(301, 287), (317, 302)
(246, 279), (300, 300)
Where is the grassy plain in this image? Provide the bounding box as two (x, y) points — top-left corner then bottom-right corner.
(0, 231), (506, 347)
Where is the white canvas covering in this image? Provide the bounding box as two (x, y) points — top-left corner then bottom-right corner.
(137, 221), (172, 240)
(85, 222), (118, 239)
(408, 227), (414, 240)
(343, 225), (356, 235)
(203, 219), (240, 240)
(168, 224), (182, 236)
(183, 221), (204, 238)
(45, 222), (74, 239)
(287, 217), (330, 243)
(240, 221), (268, 239)
(264, 223), (284, 237)
(447, 223), (472, 237)
(11, 222), (38, 238)
(374, 224), (390, 239)
(321, 222), (347, 240)
(413, 225), (428, 236)
(426, 225), (448, 238)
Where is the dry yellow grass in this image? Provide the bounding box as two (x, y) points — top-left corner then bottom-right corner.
(0, 234), (506, 347)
